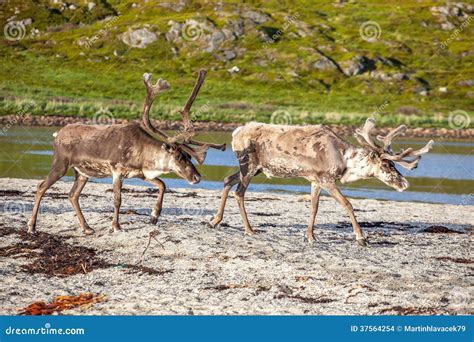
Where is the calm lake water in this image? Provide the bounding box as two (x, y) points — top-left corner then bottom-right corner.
(0, 126), (472, 205)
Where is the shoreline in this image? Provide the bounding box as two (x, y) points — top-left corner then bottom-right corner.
(1, 114), (473, 139)
(0, 178), (472, 315)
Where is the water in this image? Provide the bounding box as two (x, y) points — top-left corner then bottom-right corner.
(0, 126), (472, 205)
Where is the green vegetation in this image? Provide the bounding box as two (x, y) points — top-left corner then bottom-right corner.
(0, 0), (473, 127)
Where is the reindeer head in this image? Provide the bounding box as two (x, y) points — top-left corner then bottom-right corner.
(140, 69), (226, 185)
(162, 143), (201, 184)
(354, 118), (434, 192)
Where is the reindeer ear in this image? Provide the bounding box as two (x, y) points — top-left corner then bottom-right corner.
(161, 143), (174, 153)
(180, 144), (207, 165)
(369, 150), (379, 160)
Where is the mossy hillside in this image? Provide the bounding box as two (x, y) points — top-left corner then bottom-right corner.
(0, 0), (472, 127)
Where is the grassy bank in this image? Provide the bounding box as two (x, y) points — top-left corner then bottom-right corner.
(0, 1), (473, 127)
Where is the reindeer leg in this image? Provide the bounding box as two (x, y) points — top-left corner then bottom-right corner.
(69, 171), (94, 235)
(306, 183), (321, 244)
(234, 175), (256, 236)
(27, 157), (68, 234)
(208, 172), (240, 228)
(146, 178), (166, 225)
(111, 174), (123, 233)
(326, 184), (367, 246)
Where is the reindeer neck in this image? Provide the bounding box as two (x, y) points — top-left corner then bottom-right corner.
(340, 146), (374, 183)
(141, 141), (173, 172)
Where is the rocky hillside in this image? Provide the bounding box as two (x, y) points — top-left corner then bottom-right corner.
(0, 0), (473, 128)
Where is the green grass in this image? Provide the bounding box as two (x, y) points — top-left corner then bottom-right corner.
(0, 0), (473, 127)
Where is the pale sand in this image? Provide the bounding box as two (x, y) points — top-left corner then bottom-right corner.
(0, 178), (472, 315)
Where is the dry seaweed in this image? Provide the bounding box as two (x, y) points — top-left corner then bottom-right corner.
(422, 226), (464, 234)
(204, 284), (249, 291)
(0, 227), (169, 277)
(435, 256), (473, 264)
(0, 190), (25, 196)
(19, 293), (106, 315)
(274, 293), (334, 304)
(378, 306), (441, 315)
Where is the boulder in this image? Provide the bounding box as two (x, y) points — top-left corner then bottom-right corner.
(241, 10), (270, 24)
(457, 79), (474, 87)
(340, 56), (376, 76)
(121, 28), (157, 48)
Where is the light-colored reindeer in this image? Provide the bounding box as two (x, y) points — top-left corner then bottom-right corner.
(209, 118), (433, 246)
(28, 70), (225, 235)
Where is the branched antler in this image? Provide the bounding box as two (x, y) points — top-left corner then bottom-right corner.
(354, 118), (434, 170)
(354, 118), (378, 149)
(168, 69), (207, 143)
(376, 124), (407, 153)
(140, 70), (226, 164)
(142, 73), (171, 142)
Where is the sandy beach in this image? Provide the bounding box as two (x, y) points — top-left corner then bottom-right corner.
(0, 178), (472, 315)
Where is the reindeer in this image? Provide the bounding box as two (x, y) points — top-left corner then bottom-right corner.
(209, 118), (433, 246)
(28, 69), (225, 235)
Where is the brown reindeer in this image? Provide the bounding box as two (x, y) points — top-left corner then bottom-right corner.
(28, 70), (225, 235)
(209, 119), (433, 246)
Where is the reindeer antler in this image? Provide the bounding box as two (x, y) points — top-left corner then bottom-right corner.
(376, 124), (407, 153)
(380, 140), (434, 170)
(354, 118), (379, 149)
(140, 70), (226, 164)
(354, 118), (434, 170)
(142, 73), (171, 142)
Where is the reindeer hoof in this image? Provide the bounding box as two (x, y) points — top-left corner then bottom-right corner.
(207, 220), (219, 229)
(110, 224), (122, 233)
(27, 220), (36, 234)
(357, 238), (368, 247)
(207, 216), (220, 228)
(245, 229), (256, 236)
(83, 226), (95, 235)
(150, 216), (158, 225)
(306, 237), (315, 245)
